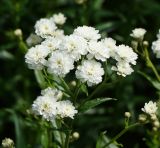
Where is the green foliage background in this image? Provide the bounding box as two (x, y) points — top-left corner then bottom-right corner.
(1, 0), (160, 147)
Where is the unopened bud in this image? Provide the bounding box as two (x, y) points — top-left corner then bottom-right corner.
(75, 0), (87, 4)
(72, 132), (80, 139)
(153, 121), (160, 128)
(14, 29), (22, 37)
(150, 114), (157, 121)
(71, 81), (76, 87)
(153, 127), (158, 131)
(143, 41), (149, 47)
(2, 138), (14, 148)
(138, 114), (147, 122)
(125, 112), (131, 118)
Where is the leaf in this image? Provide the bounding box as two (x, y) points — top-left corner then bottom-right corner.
(79, 98), (115, 113)
(34, 70), (47, 89)
(96, 132), (118, 148)
(5, 109), (26, 148)
(80, 83), (88, 96)
(0, 50), (14, 60)
(138, 71), (160, 90)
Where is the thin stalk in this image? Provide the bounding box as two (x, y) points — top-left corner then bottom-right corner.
(144, 48), (160, 81)
(102, 123), (141, 148)
(64, 130), (71, 148)
(59, 77), (73, 97)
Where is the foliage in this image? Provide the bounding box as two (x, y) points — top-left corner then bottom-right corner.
(1, 0), (160, 148)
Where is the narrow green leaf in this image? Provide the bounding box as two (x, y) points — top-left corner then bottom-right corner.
(80, 84), (88, 96)
(138, 71), (160, 90)
(34, 70), (46, 89)
(0, 50), (14, 60)
(96, 132), (118, 148)
(79, 98), (115, 113)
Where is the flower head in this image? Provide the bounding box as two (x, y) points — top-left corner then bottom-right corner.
(35, 18), (57, 38)
(60, 35), (88, 61)
(41, 87), (63, 100)
(142, 101), (158, 115)
(152, 39), (160, 58)
(57, 100), (78, 119)
(115, 44), (138, 65)
(52, 13), (66, 25)
(130, 28), (146, 40)
(47, 51), (74, 77)
(76, 60), (104, 86)
(87, 40), (109, 61)
(2, 138), (14, 148)
(32, 96), (57, 121)
(111, 62), (134, 77)
(25, 45), (50, 70)
(42, 37), (61, 53)
(73, 26), (100, 41)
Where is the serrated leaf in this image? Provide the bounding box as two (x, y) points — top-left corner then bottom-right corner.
(138, 71), (160, 90)
(79, 98), (115, 113)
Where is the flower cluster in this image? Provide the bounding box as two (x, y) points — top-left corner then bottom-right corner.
(32, 87), (77, 121)
(141, 101), (159, 130)
(152, 29), (160, 58)
(130, 28), (146, 40)
(25, 13), (138, 86)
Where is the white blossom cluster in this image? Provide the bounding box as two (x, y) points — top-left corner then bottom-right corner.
(25, 14), (138, 86)
(152, 29), (160, 58)
(32, 87), (77, 121)
(141, 101), (158, 116)
(141, 100), (160, 130)
(130, 28), (146, 40)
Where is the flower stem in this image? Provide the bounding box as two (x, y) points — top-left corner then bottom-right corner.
(102, 123), (141, 148)
(144, 48), (160, 81)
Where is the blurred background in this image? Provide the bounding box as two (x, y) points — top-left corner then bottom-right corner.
(1, 0), (160, 147)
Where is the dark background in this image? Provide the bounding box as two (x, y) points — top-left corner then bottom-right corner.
(0, 0), (160, 147)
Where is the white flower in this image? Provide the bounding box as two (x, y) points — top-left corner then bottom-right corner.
(32, 96), (57, 121)
(130, 28), (146, 40)
(60, 35), (88, 61)
(111, 62), (134, 77)
(57, 100), (77, 119)
(2, 138), (14, 148)
(47, 51), (74, 77)
(52, 13), (66, 25)
(35, 18), (57, 38)
(41, 87), (63, 100)
(114, 44), (138, 65)
(73, 26), (101, 41)
(152, 39), (160, 58)
(76, 60), (104, 86)
(26, 33), (42, 46)
(87, 40), (110, 61)
(42, 37), (61, 53)
(25, 45), (50, 70)
(103, 37), (117, 58)
(142, 101), (158, 115)
(51, 29), (65, 39)
(156, 29), (160, 39)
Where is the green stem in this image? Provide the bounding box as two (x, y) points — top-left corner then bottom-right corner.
(59, 77), (73, 97)
(64, 130), (71, 148)
(102, 123), (141, 148)
(87, 82), (105, 100)
(144, 48), (160, 81)
(73, 81), (82, 104)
